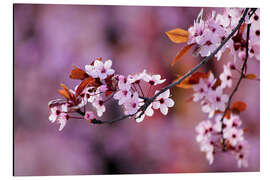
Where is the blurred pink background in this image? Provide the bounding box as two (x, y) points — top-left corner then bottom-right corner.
(14, 4), (259, 176)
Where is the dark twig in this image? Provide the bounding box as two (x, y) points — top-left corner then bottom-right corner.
(78, 8), (250, 125)
(220, 20), (252, 151)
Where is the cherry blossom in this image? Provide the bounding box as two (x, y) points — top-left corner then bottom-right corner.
(220, 63), (233, 88)
(48, 103), (69, 131)
(153, 90), (175, 115)
(124, 92), (140, 115)
(144, 74), (166, 86)
(223, 128), (244, 146)
(113, 89), (132, 105)
(85, 59), (115, 79)
(84, 111), (96, 121)
(92, 96), (106, 117)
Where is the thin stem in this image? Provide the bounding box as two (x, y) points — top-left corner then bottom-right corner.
(220, 22), (252, 151)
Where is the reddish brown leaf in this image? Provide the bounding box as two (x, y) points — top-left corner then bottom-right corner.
(75, 77), (97, 97)
(171, 44), (195, 66)
(58, 83), (72, 100)
(239, 23), (246, 35)
(69, 66), (89, 80)
(245, 73), (257, 80)
(231, 101), (247, 113)
(175, 72), (209, 89)
(165, 28), (189, 43)
(96, 57), (102, 61)
(185, 96), (194, 103)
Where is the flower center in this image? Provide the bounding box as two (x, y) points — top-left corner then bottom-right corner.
(56, 110), (61, 115)
(132, 103), (137, 108)
(123, 90), (128, 96)
(216, 97), (221, 102)
(99, 100), (104, 106)
(160, 98), (165, 104)
(205, 40), (212, 46)
(149, 80), (155, 85)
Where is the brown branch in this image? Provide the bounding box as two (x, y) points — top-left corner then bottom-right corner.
(220, 20), (252, 151)
(79, 8), (250, 125)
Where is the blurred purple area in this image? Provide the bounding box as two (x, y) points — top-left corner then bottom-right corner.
(14, 4), (259, 176)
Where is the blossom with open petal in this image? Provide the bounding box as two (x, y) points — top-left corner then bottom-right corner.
(135, 101), (154, 123)
(92, 97), (106, 117)
(49, 103), (69, 131)
(223, 128), (244, 146)
(85, 59), (115, 80)
(153, 90), (174, 115)
(145, 74), (166, 86)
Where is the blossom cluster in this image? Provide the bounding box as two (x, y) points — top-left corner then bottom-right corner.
(196, 114), (249, 168)
(192, 63), (249, 168)
(48, 59), (175, 130)
(188, 8), (260, 61)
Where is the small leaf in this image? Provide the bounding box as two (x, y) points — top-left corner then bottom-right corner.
(231, 101), (247, 113)
(245, 73), (257, 80)
(69, 66), (89, 80)
(58, 83), (72, 100)
(171, 43), (195, 66)
(166, 28), (189, 43)
(75, 77), (100, 97)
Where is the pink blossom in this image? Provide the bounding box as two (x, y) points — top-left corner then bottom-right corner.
(223, 128), (244, 146)
(85, 59), (115, 80)
(113, 89), (132, 105)
(153, 90), (174, 115)
(188, 20), (205, 44)
(208, 87), (229, 112)
(146, 74), (166, 86)
(193, 78), (208, 102)
(124, 92), (140, 115)
(195, 120), (213, 143)
(92, 97), (106, 117)
(220, 63), (233, 88)
(198, 29), (219, 57)
(48, 103), (69, 131)
(117, 75), (131, 90)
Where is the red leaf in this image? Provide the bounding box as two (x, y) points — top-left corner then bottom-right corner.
(69, 66), (89, 80)
(58, 83), (73, 100)
(75, 77), (98, 97)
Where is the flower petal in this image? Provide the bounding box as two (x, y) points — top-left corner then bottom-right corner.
(165, 98), (174, 107)
(160, 104), (168, 115)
